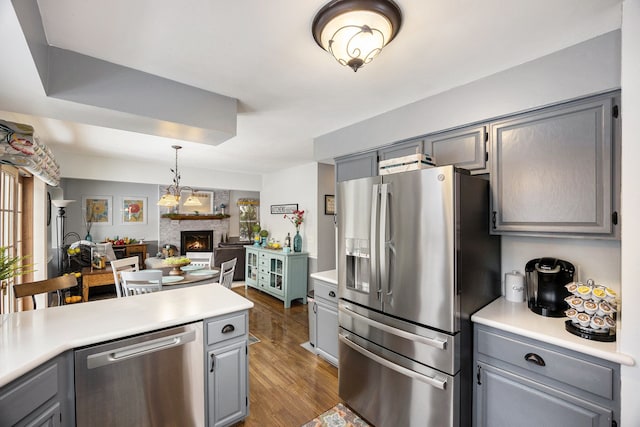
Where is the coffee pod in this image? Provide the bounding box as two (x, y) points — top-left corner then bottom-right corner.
(604, 316), (616, 330)
(577, 285), (592, 299)
(569, 297), (584, 311)
(577, 312), (591, 327)
(583, 300), (597, 315)
(604, 287), (617, 303)
(590, 316), (605, 330)
(565, 282), (578, 295)
(597, 301), (615, 317)
(591, 287), (606, 302)
(565, 308), (578, 323)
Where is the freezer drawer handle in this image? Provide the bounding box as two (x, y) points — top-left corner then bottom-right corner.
(340, 305), (447, 350)
(340, 334), (447, 390)
(86, 329), (196, 369)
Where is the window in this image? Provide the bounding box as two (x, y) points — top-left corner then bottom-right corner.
(1, 165), (23, 313)
(237, 199), (259, 241)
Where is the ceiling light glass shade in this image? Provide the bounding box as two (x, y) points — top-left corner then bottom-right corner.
(183, 194), (202, 206)
(312, 0), (402, 72)
(158, 193), (179, 207)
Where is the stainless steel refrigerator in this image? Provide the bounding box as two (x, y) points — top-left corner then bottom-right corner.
(337, 165), (501, 427)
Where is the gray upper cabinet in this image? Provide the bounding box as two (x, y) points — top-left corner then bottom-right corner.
(377, 138), (424, 161)
(425, 125), (488, 173)
(490, 92), (619, 237)
(335, 151), (378, 182)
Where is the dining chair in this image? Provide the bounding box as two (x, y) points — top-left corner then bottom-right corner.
(119, 270), (163, 296)
(218, 258), (237, 289)
(185, 252), (213, 269)
(13, 275), (78, 309)
(110, 256), (140, 298)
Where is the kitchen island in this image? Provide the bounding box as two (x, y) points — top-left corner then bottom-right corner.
(0, 284), (253, 426)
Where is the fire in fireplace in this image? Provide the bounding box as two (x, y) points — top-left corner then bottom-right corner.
(181, 230), (214, 253)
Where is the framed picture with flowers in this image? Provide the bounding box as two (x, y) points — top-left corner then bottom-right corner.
(82, 196), (112, 226)
(121, 196), (147, 224)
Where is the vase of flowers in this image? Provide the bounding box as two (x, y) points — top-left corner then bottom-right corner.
(284, 209), (305, 252)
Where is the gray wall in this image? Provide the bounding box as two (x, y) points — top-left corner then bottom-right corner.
(60, 178), (159, 244)
(314, 31), (620, 161)
(316, 163), (336, 271)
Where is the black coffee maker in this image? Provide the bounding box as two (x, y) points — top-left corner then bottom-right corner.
(525, 258), (575, 317)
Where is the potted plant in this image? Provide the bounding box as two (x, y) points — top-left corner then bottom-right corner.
(259, 229), (269, 247)
(1, 246), (35, 297)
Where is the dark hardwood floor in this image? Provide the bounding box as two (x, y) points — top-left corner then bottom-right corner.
(231, 286), (340, 426)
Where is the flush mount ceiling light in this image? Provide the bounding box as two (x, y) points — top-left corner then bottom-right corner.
(312, 0), (402, 72)
(157, 145), (202, 208)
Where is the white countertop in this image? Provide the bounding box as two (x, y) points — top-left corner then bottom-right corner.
(0, 284), (253, 387)
(310, 269), (337, 285)
(472, 297), (635, 366)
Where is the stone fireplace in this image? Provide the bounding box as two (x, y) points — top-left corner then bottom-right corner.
(181, 230), (214, 252)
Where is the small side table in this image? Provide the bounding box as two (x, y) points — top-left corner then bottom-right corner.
(81, 266), (115, 302)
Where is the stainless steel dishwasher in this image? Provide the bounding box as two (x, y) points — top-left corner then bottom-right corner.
(74, 322), (204, 426)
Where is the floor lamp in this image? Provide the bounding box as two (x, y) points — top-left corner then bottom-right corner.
(51, 199), (75, 275)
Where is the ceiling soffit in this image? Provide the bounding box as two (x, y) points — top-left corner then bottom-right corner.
(11, 0), (237, 146)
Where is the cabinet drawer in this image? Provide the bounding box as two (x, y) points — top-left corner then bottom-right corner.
(314, 280), (338, 305)
(207, 313), (246, 345)
(477, 328), (614, 399)
(259, 273), (269, 283)
(0, 362), (58, 426)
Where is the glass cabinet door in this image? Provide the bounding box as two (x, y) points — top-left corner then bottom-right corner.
(268, 256), (284, 295)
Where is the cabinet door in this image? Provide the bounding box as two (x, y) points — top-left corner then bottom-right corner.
(378, 138), (425, 161)
(425, 125), (487, 172)
(267, 256), (284, 296)
(207, 341), (247, 427)
(315, 299), (338, 367)
(475, 362), (612, 427)
(244, 250), (258, 288)
(490, 94), (616, 235)
(335, 151), (378, 182)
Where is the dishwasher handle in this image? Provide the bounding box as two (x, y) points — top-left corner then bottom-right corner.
(87, 329), (197, 369)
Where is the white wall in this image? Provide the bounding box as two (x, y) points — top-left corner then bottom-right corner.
(260, 163), (318, 257)
(620, 0), (640, 424)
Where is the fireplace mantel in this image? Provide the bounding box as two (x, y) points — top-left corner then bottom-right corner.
(161, 214), (230, 221)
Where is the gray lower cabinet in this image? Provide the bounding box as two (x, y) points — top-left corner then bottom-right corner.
(205, 311), (249, 427)
(0, 352), (74, 427)
(490, 91), (620, 237)
(425, 124), (488, 173)
(313, 279), (339, 366)
(474, 324), (619, 427)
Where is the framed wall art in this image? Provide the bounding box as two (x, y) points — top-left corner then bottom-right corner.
(82, 195), (113, 226)
(270, 204), (298, 215)
(179, 190), (214, 214)
(324, 195), (335, 215)
(121, 197), (147, 224)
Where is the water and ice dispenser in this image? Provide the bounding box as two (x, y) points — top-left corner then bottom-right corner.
(345, 238), (370, 293)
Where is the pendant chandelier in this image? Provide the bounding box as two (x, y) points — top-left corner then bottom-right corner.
(157, 145), (202, 207)
(312, 0), (402, 72)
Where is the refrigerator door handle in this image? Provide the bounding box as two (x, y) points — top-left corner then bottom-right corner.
(371, 184), (382, 300)
(339, 305), (448, 350)
(340, 334), (448, 390)
(379, 183), (390, 301)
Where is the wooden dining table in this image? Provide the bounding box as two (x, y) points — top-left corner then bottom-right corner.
(81, 265), (220, 302)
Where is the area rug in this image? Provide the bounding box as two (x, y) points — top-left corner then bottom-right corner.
(248, 334), (260, 345)
(302, 403), (370, 427)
